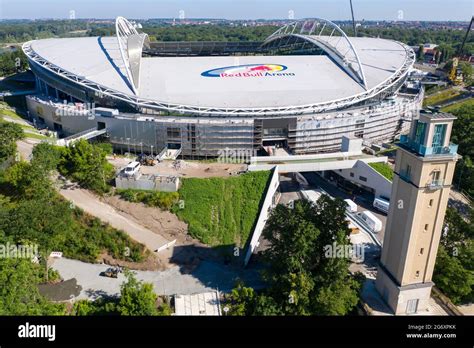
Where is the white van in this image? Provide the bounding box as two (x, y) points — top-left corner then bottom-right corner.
(124, 161), (141, 177)
(358, 211), (383, 233)
(344, 199), (358, 213)
(373, 198), (390, 214)
(301, 189), (323, 206)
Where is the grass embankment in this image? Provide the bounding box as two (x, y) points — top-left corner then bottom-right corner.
(171, 171), (271, 247)
(441, 98), (474, 113)
(423, 88), (463, 107)
(0, 103), (49, 140)
(369, 162), (394, 181)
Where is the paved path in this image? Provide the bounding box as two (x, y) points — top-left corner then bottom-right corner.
(16, 139), (40, 161)
(52, 258), (264, 299)
(448, 188), (472, 220)
(59, 187), (172, 255)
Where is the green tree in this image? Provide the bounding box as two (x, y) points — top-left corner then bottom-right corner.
(0, 122), (24, 162)
(226, 281), (257, 316)
(434, 207), (474, 304)
(450, 104), (474, 196)
(0, 50), (28, 76)
(441, 207), (474, 254)
(117, 271), (161, 316)
(59, 139), (114, 194)
(4, 161), (55, 200)
(417, 45), (425, 61)
(0, 258), (66, 315)
(235, 196), (362, 316)
(31, 142), (63, 173)
(459, 62), (473, 85)
(433, 246), (474, 304)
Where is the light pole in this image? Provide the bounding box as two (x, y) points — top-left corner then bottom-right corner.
(457, 160), (465, 191)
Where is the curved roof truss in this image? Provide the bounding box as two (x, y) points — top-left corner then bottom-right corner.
(24, 40), (414, 117)
(116, 16), (150, 95)
(263, 19), (368, 89)
(23, 17), (415, 117)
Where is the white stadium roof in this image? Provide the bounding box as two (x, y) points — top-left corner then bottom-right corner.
(24, 17), (415, 116)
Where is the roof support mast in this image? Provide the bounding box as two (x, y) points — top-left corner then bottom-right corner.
(263, 18), (368, 89)
(350, 0), (357, 37)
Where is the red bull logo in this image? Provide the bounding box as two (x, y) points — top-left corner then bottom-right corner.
(201, 64), (294, 78)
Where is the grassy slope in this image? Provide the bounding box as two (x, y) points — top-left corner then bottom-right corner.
(423, 88), (463, 107)
(0, 103), (49, 140)
(441, 98), (474, 113)
(172, 171), (271, 247)
(369, 162), (394, 181)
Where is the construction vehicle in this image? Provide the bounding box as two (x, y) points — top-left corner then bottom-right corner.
(449, 57), (463, 85)
(448, 16), (473, 85)
(100, 267), (120, 278)
(137, 154), (156, 166)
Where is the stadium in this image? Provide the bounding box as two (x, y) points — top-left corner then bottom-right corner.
(23, 17), (422, 158)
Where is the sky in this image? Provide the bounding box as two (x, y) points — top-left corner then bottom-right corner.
(0, 0), (472, 21)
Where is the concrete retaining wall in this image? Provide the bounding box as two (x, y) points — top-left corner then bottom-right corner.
(336, 160), (392, 199)
(115, 174), (180, 192)
(244, 166), (281, 266)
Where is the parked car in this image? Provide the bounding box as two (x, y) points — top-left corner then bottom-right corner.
(123, 161), (141, 177)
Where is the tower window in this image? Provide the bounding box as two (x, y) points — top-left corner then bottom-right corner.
(359, 176), (367, 182)
(424, 224), (429, 231)
(432, 124), (447, 148)
(429, 199), (434, 207)
(415, 271), (420, 277)
(420, 248), (424, 255)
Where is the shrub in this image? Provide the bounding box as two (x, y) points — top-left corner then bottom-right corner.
(117, 189), (179, 210)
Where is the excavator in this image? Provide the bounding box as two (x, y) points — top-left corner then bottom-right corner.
(449, 16), (473, 85)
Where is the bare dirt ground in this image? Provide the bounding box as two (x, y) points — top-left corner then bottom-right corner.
(108, 156), (247, 178)
(102, 195), (224, 269)
(99, 252), (163, 271)
(102, 195), (189, 243)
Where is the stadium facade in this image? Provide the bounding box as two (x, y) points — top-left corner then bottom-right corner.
(23, 17), (422, 158)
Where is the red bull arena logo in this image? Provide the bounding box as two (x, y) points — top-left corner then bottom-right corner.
(201, 64), (294, 78)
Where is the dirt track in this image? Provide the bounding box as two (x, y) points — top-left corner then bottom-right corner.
(108, 156), (247, 178)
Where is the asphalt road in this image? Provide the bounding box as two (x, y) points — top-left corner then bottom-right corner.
(301, 171), (387, 244)
(52, 258), (264, 300)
